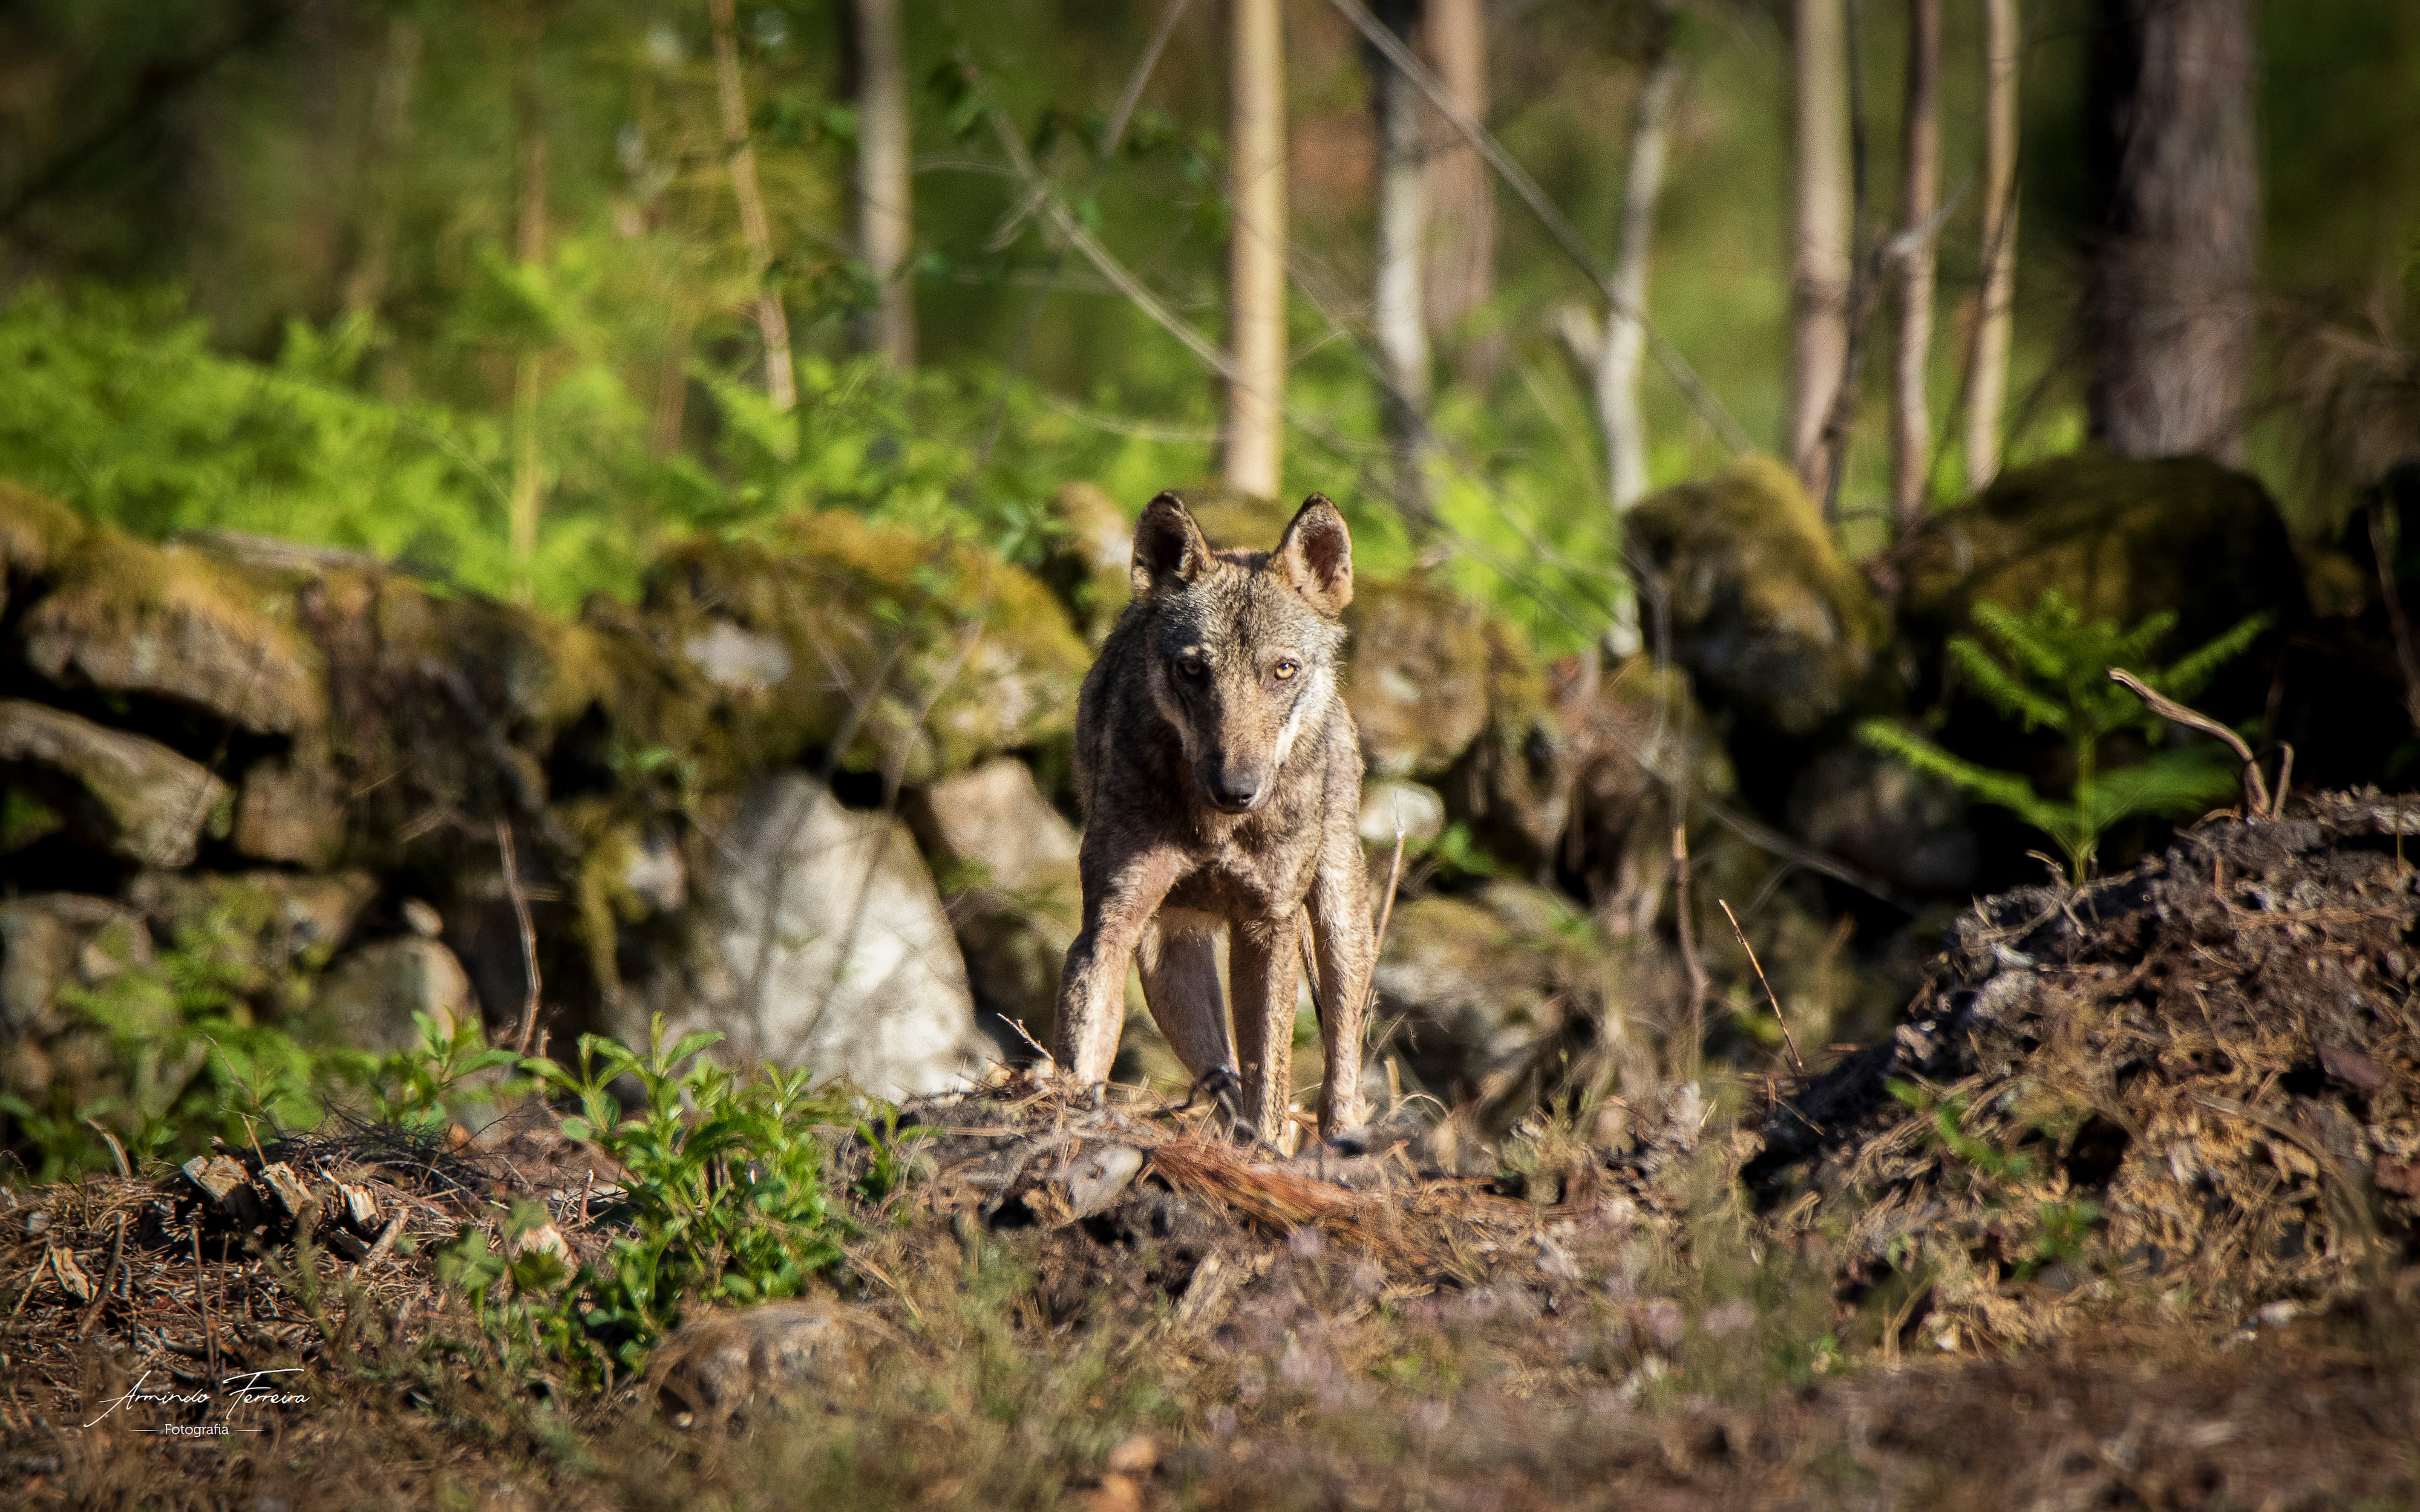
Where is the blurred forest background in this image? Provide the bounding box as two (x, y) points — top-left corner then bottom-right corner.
(4, 0), (2415, 648)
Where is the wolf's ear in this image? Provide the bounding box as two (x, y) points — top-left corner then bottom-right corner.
(1274, 494), (1353, 614)
(1131, 491), (1212, 596)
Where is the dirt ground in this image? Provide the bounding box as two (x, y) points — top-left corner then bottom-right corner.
(5, 797), (2420, 1510)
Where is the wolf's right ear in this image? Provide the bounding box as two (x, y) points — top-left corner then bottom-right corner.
(1131, 492), (1212, 596)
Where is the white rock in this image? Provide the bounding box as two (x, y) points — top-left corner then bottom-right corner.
(676, 774), (985, 1098)
(1356, 779), (1445, 848)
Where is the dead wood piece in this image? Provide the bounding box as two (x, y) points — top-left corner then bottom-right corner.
(256, 1161), (315, 1222)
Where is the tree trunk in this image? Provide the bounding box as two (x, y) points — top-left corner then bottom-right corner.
(1889, 0), (1941, 529)
(710, 0), (799, 407)
(341, 16), (421, 322)
(2084, 0), (2257, 461)
(508, 12), (547, 591)
(1225, 0), (1287, 500)
(1962, 0), (2019, 492)
(1421, 0), (1497, 369)
(1789, 0), (1854, 501)
(854, 0), (915, 368)
(1600, 15), (1684, 516)
(1369, 0), (1432, 526)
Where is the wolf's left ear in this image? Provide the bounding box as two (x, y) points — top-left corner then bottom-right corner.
(1274, 494), (1353, 615)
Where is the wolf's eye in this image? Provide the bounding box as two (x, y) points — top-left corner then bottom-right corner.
(1179, 656), (1207, 679)
(1274, 660), (1299, 681)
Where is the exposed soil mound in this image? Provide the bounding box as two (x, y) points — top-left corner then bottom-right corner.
(1746, 790), (2420, 1347)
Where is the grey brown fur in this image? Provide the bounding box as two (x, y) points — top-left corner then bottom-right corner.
(1054, 492), (1374, 1141)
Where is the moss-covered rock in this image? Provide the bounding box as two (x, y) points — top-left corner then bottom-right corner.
(1892, 451), (2308, 658)
(231, 748), (349, 868)
(0, 699), (231, 866)
(1343, 575), (1496, 780)
(1546, 653), (1734, 914)
(1038, 481), (1136, 646)
(0, 480), (87, 587)
(18, 531), (326, 736)
(0, 893), (148, 1042)
(643, 512), (1088, 785)
(1370, 881), (1604, 1130)
(1626, 456), (1891, 737)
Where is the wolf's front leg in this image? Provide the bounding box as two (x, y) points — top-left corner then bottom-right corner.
(1308, 814), (1375, 1135)
(1054, 844), (1184, 1085)
(1229, 911), (1306, 1143)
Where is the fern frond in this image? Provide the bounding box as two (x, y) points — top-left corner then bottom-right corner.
(1858, 720), (2068, 835)
(1948, 636), (2068, 731)
(2078, 750), (2242, 826)
(1971, 597), (2070, 682)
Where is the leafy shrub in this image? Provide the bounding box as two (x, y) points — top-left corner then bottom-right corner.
(1859, 590), (2270, 881)
(465, 1017), (912, 1381)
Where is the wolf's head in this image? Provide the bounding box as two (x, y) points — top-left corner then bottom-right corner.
(1128, 491), (1353, 815)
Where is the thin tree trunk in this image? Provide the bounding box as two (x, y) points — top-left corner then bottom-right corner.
(2084, 0), (2257, 461)
(508, 13), (547, 591)
(1789, 0), (1854, 501)
(1889, 0), (1940, 530)
(709, 0), (799, 406)
(1422, 0), (1497, 373)
(853, 0), (915, 368)
(341, 16), (420, 321)
(1962, 0), (2019, 492)
(1369, 0), (1432, 526)
(1225, 0), (1288, 500)
(1601, 15), (1683, 515)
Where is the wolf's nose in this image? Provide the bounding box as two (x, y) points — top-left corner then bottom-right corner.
(1207, 767), (1263, 809)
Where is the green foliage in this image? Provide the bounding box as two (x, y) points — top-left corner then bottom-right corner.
(1885, 1079), (2104, 1283)
(1859, 591), (2271, 881)
(363, 1012), (526, 1130)
(499, 1015), (912, 1381)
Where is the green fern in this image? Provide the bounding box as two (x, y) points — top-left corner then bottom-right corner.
(1861, 591), (2269, 882)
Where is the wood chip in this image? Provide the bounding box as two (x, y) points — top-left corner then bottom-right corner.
(47, 1243), (93, 1303)
(256, 1161), (315, 1220)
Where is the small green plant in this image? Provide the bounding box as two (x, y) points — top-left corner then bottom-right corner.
(504, 1016), (908, 1380)
(1860, 591), (2270, 881)
(364, 1011), (526, 1129)
(1885, 1080), (2102, 1282)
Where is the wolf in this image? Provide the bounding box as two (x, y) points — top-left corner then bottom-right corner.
(1053, 490), (1374, 1142)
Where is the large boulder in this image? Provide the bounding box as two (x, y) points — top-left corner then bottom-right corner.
(0, 699), (231, 867)
(230, 748), (349, 868)
(640, 774), (987, 1098)
(1370, 882), (1603, 1129)
(643, 513), (1088, 785)
(18, 532), (326, 736)
(1625, 457), (1891, 738)
(1342, 576), (1496, 781)
(313, 936), (477, 1054)
(904, 757), (1082, 1055)
(1889, 451), (2307, 667)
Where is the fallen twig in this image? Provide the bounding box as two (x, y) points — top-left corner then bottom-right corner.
(1720, 899), (1804, 1072)
(2108, 668), (2287, 820)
